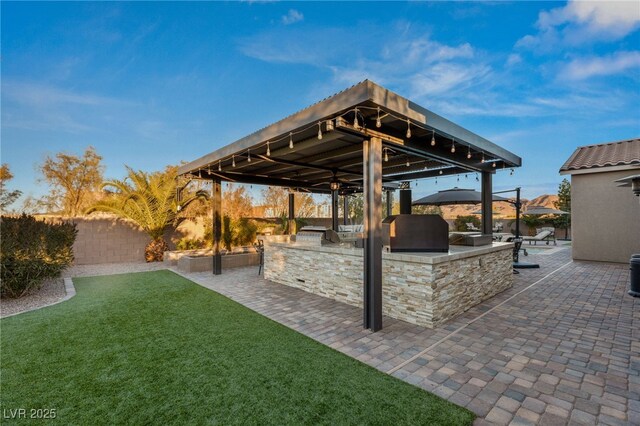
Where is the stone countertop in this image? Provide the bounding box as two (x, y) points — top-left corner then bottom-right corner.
(265, 241), (513, 265)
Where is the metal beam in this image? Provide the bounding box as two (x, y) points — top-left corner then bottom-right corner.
(194, 170), (331, 193)
(212, 178), (222, 275)
(331, 190), (339, 231)
(399, 189), (412, 214)
(288, 192), (295, 235)
(343, 195), (349, 225)
(363, 136), (383, 332)
(481, 172), (493, 235)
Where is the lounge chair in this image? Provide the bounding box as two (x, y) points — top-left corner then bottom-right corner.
(536, 227), (556, 245)
(522, 230), (552, 245)
(465, 223), (480, 231)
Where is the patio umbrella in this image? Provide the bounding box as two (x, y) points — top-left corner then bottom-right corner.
(471, 209), (503, 216)
(412, 187), (509, 206)
(522, 205), (569, 215)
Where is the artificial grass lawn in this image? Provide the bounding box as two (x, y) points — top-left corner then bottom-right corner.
(1, 270), (474, 425)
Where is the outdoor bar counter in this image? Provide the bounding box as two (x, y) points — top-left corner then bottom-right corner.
(263, 237), (513, 328)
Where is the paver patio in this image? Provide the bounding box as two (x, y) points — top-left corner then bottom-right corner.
(178, 247), (639, 426)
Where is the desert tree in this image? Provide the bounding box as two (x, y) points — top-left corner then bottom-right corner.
(39, 146), (104, 216)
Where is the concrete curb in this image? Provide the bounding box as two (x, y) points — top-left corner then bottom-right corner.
(1, 277), (77, 319)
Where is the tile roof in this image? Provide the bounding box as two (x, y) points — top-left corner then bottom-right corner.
(560, 138), (640, 172)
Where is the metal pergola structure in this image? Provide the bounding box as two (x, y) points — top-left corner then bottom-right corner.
(178, 80), (522, 332)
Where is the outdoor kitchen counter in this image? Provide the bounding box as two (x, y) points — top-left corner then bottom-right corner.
(263, 239), (513, 328)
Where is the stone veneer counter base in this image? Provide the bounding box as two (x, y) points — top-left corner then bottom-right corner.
(264, 241), (513, 328)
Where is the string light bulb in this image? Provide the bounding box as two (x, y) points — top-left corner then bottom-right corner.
(289, 133), (293, 149)
(317, 122), (323, 140)
(247, 149), (251, 163)
(406, 119), (411, 138)
(376, 107), (382, 128)
(492, 161), (496, 168)
(266, 141), (271, 157)
(431, 130), (436, 146)
(232, 155), (236, 168)
(384, 148), (389, 163)
(198, 169), (202, 178)
(353, 108), (359, 129)
(481, 152), (485, 163)
(467, 146), (472, 159)
(439, 169), (443, 175)
(218, 160), (222, 172)
(406, 157), (410, 167)
(451, 140), (456, 154)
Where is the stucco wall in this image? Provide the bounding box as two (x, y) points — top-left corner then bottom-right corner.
(41, 214), (193, 265)
(571, 169), (640, 263)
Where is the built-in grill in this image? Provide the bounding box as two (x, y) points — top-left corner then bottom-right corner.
(382, 214), (449, 252)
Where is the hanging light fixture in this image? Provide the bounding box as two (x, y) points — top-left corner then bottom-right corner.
(431, 130), (436, 146)
(481, 152), (485, 163)
(353, 108), (359, 129)
(467, 145), (472, 159)
(439, 169), (443, 175)
(218, 160), (222, 172)
(266, 141), (271, 157)
(289, 132), (294, 149)
(317, 122), (323, 140)
(247, 149), (251, 163)
(406, 157), (410, 167)
(492, 161), (496, 168)
(198, 169), (202, 178)
(384, 148), (389, 163)
(232, 155), (236, 168)
(406, 119), (411, 138)
(376, 107), (382, 128)
(330, 178), (340, 191)
(451, 139), (456, 153)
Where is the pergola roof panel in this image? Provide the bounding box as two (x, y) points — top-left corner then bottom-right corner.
(179, 80), (522, 192)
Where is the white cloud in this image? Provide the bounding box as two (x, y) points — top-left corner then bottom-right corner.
(560, 51), (640, 80)
(281, 9), (303, 25)
(517, 0), (640, 50)
(506, 54), (522, 66)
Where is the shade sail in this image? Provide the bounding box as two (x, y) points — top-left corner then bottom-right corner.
(412, 188), (509, 206)
(522, 206), (569, 215)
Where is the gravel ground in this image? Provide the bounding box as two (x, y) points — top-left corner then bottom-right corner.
(1, 262), (169, 318)
(0, 278), (66, 318)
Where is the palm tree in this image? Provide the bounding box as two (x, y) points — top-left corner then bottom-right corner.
(87, 166), (207, 262)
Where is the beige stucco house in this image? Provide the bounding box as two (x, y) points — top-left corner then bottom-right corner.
(560, 138), (640, 263)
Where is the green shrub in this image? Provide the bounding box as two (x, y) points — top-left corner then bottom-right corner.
(1, 215), (77, 298)
(175, 237), (204, 250)
(222, 215), (233, 251)
(234, 217), (257, 246)
(453, 215), (481, 231)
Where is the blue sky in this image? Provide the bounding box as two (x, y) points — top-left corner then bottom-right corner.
(2, 1), (639, 206)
